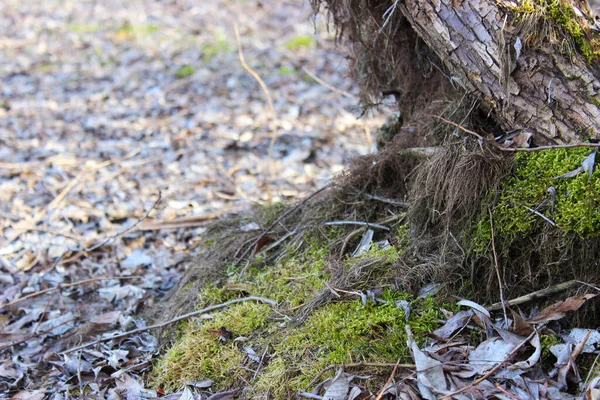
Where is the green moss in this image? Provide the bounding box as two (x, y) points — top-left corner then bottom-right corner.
(151, 301), (272, 392)
(510, 0), (600, 62)
(591, 96), (600, 109)
(471, 148), (600, 252)
(175, 65), (195, 79)
(284, 35), (315, 50)
(256, 292), (442, 398)
(150, 218), (432, 398)
(540, 334), (562, 364)
(278, 66), (297, 75)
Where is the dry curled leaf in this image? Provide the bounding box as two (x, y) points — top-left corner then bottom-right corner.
(527, 294), (597, 324)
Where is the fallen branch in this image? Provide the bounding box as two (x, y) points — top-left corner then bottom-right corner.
(301, 67), (357, 101)
(306, 362), (416, 391)
(232, 22), (277, 201)
(487, 280), (579, 311)
(524, 205), (556, 227)
(60, 296), (277, 355)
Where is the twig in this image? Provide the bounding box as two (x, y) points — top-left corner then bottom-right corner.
(232, 22), (277, 201)
(434, 116), (484, 140)
(235, 185), (330, 265)
(138, 211), (224, 231)
(374, 359), (401, 400)
(206, 388), (242, 400)
(85, 191), (161, 252)
(440, 329), (539, 399)
(301, 67), (357, 101)
(363, 194), (409, 207)
(523, 205), (556, 227)
(494, 382), (523, 400)
(307, 362), (416, 390)
(487, 280), (579, 311)
(489, 208), (508, 327)
(324, 220), (390, 231)
(326, 283), (362, 298)
(0, 276), (139, 311)
(252, 345), (269, 382)
(434, 115), (600, 152)
(60, 296), (276, 355)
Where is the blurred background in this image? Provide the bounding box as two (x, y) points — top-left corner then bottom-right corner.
(0, 0), (388, 274)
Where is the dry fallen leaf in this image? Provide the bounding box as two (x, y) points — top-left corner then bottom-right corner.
(527, 294), (597, 324)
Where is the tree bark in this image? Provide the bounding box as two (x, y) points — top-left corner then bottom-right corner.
(313, 0), (600, 144)
(399, 0), (600, 144)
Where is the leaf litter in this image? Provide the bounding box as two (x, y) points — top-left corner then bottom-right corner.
(0, 0), (385, 397)
(2, 0), (600, 399)
(302, 293), (600, 400)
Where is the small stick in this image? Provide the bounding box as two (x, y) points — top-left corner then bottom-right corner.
(0, 317), (77, 352)
(489, 208), (508, 327)
(326, 283), (361, 298)
(306, 362), (416, 390)
(324, 220), (390, 231)
(236, 185), (330, 265)
(301, 67), (357, 101)
(86, 191), (162, 252)
(523, 206), (556, 227)
(435, 116), (484, 140)
(363, 194), (409, 207)
(232, 22), (277, 201)
(374, 359), (401, 400)
(434, 116), (600, 153)
(60, 296), (276, 355)
(439, 329), (539, 399)
(487, 280), (578, 311)
(494, 382), (523, 400)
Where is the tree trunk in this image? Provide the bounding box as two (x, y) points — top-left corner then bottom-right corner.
(312, 0), (600, 144)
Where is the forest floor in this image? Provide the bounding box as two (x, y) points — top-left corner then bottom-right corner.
(3, 1), (600, 399)
(0, 0), (388, 397)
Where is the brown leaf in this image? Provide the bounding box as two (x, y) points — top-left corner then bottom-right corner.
(527, 294), (597, 324)
(252, 235), (276, 255)
(510, 308), (533, 336)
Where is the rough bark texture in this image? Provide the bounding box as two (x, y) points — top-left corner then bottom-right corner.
(401, 0), (600, 143)
(312, 0), (600, 144)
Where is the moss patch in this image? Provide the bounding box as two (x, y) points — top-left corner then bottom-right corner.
(175, 65), (195, 79)
(149, 215), (443, 398)
(284, 35), (315, 50)
(472, 147), (600, 251)
(255, 294), (441, 398)
(509, 0), (600, 63)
